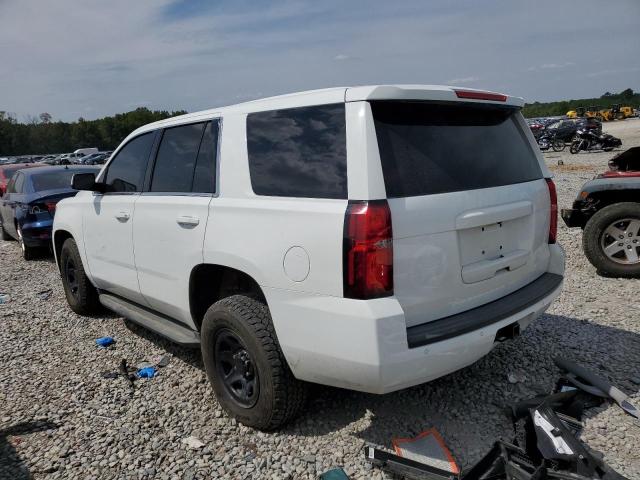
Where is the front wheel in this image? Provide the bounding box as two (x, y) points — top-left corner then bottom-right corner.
(583, 202), (640, 278)
(60, 238), (101, 314)
(552, 139), (566, 152)
(201, 295), (307, 430)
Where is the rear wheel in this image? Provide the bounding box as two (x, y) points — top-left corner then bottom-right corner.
(60, 238), (101, 314)
(16, 225), (36, 260)
(0, 222), (12, 241)
(201, 295), (307, 430)
(569, 141), (580, 154)
(583, 202), (640, 278)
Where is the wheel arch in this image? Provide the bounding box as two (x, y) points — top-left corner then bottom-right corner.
(189, 263), (267, 332)
(53, 229), (74, 270)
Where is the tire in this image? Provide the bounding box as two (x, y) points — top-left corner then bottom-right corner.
(60, 238), (101, 314)
(583, 202), (640, 278)
(0, 222), (12, 241)
(16, 225), (36, 260)
(569, 141), (580, 154)
(201, 295), (307, 430)
(552, 139), (566, 152)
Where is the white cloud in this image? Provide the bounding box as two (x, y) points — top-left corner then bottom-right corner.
(0, 0), (638, 121)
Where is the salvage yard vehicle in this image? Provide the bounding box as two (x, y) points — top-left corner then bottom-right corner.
(569, 128), (622, 154)
(562, 147), (640, 277)
(52, 85), (565, 429)
(0, 162), (44, 196)
(0, 165), (100, 259)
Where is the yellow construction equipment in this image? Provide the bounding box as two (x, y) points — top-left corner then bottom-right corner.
(566, 106), (585, 118)
(585, 105), (600, 119)
(619, 106), (634, 119)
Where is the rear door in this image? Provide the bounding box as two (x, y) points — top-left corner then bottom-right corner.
(370, 101), (551, 327)
(133, 120), (218, 327)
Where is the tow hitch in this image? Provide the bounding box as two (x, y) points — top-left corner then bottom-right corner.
(494, 322), (520, 342)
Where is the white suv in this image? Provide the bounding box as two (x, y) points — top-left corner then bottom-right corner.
(53, 85), (564, 429)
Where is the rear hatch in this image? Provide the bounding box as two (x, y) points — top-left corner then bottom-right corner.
(371, 101), (551, 328)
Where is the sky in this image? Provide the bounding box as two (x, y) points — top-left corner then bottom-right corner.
(1, 0), (639, 122)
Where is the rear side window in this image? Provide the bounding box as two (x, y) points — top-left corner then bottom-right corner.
(371, 102), (542, 198)
(13, 172), (25, 194)
(105, 132), (155, 193)
(151, 122), (206, 193)
(191, 121), (218, 194)
(247, 104), (347, 199)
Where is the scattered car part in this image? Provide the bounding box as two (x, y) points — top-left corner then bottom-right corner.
(607, 146), (640, 173)
(95, 336), (115, 348)
(555, 357), (640, 420)
(392, 428), (459, 475)
(366, 361), (630, 479)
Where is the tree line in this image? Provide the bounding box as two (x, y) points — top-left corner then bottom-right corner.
(0, 108), (187, 156)
(522, 88), (639, 118)
(1, 88), (638, 155)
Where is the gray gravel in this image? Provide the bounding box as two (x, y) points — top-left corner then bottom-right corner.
(1, 119), (640, 479)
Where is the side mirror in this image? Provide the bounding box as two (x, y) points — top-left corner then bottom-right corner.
(72, 173), (107, 193)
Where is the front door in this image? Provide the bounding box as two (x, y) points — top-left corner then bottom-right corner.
(83, 131), (156, 304)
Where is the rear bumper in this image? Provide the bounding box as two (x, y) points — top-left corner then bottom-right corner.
(21, 219), (53, 247)
(267, 244), (565, 394)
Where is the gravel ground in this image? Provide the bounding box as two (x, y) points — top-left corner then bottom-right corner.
(1, 119), (640, 479)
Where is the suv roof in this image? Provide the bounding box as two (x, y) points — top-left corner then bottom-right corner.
(130, 85), (523, 139)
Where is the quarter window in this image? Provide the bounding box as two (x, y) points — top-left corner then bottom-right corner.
(192, 121), (218, 194)
(13, 172), (25, 194)
(104, 132), (155, 193)
(246, 104), (347, 199)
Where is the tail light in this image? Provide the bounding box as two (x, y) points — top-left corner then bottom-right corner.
(343, 200), (393, 299)
(29, 201), (58, 215)
(545, 178), (557, 244)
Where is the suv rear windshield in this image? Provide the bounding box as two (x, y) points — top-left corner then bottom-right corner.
(371, 101), (542, 198)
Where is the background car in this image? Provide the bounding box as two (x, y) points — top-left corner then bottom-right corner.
(544, 117), (602, 142)
(80, 152), (110, 165)
(0, 165), (100, 259)
(0, 162), (44, 196)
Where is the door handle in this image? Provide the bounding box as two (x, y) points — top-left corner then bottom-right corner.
(115, 211), (130, 221)
(176, 215), (200, 227)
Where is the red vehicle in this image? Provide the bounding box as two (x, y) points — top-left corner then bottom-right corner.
(0, 163), (44, 196)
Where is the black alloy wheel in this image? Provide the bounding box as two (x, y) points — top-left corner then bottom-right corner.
(214, 328), (260, 408)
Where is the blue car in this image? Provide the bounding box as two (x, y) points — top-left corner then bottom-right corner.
(0, 165), (100, 259)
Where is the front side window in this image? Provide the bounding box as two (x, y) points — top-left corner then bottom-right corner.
(150, 122), (206, 193)
(247, 104), (347, 199)
(104, 132), (155, 193)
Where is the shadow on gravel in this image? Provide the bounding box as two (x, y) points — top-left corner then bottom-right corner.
(284, 313), (640, 466)
(0, 420), (59, 480)
(122, 319), (204, 368)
